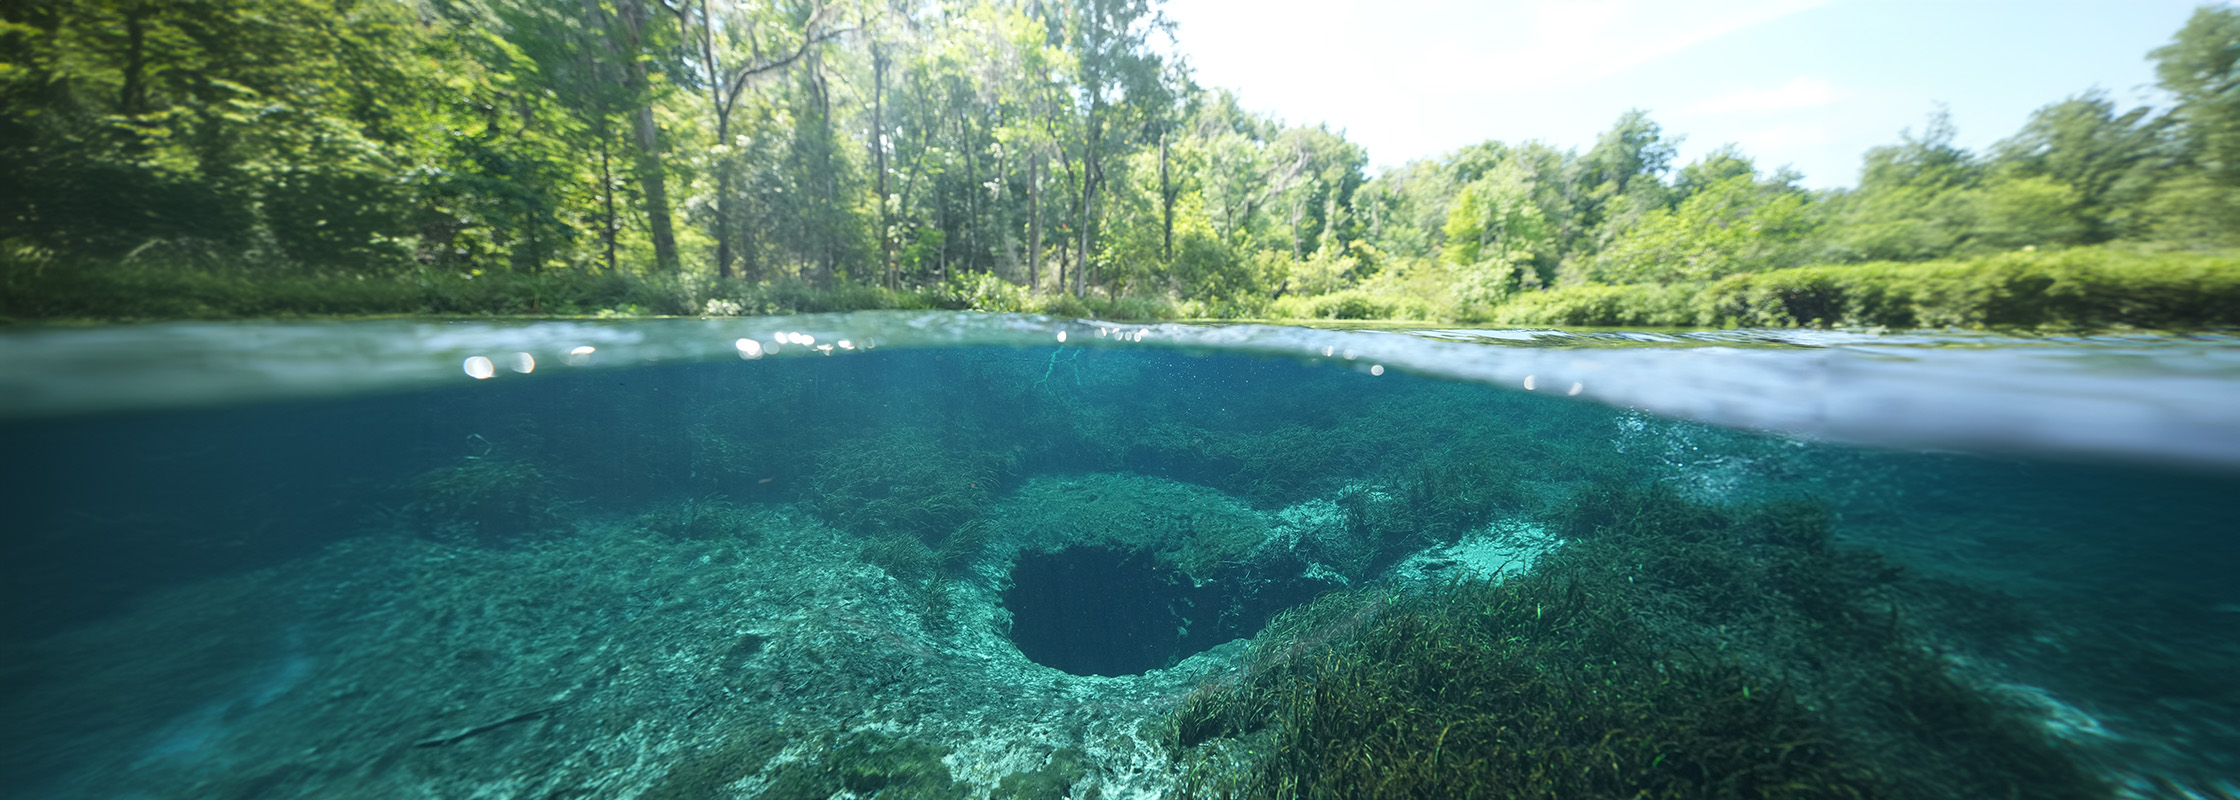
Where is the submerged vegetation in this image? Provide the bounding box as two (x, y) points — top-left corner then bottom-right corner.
(9, 346), (2226, 796)
(1168, 483), (2105, 799)
(3, 2), (2238, 328)
(367, 352), (2120, 796)
(399, 456), (572, 542)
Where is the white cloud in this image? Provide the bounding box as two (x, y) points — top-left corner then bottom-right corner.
(1690, 77), (1840, 115)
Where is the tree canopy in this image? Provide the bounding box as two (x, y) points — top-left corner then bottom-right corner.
(3, 0), (2236, 321)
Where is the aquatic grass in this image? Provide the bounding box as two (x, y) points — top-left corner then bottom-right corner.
(802, 428), (1012, 541)
(398, 456), (573, 542)
(1173, 575), (1878, 799)
(1552, 483), (2106, 800)
(631, 494), (759, 541)
(1171, 482), (2109, 800)
(935, 521), (995, 576)
(861, 535), (939, 583)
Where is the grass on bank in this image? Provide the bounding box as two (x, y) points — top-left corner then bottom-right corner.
(3, 244), (2234, 330)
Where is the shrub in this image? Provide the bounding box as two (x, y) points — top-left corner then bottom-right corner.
(1703, 246), (2240, 329)
(1483, 282), (1707, 327)
(1269, 288), (1440, 321)
(1476, 245), (2240, 330)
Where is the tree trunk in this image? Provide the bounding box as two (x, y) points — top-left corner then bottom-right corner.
(873, 43), (895, 288)
(1028, 149), (1042, 291)
(599, 135), (619, 272)
(576, 0), (618, 273)
(709, 58), (734, 280)
(120, 5), (148, 117)
(1321, 187), (1340, 254)
(805, 56), (837, 286)
(1075, 114), (1094, 297)
(936, 183), (947, 285)
(1160, 131), (1173, 261)
(959, 109), (976, 275)
(694, 0), (733, 280)
(714, 174), (735, 279)
(615, 0), (680, 272)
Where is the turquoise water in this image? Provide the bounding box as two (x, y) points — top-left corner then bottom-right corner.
(0, 313), (2234, 799)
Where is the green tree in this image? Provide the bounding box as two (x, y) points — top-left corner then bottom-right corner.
(1572, 109), (1678, 253)
(0, 0), (439, 269)
(1819, 108), (1982, 261)
(1441, 160), (1550, 304)
(1675, 145), (1758, 200)
(1988, 92), (2162, 242)
(2145, 5), (2240, 245)
(1966, 175), (2088, 248)
(1593, 171), (1815, 284)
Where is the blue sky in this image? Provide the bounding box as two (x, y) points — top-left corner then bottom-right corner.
(1159, 0), (2209, 188)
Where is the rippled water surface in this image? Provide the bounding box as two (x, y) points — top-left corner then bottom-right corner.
(1, 313), (2234, 799)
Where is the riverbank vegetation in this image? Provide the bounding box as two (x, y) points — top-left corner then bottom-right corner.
(3, 1), (2236, 328)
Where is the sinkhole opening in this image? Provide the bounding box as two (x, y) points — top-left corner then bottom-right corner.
(1001, 545), (1325, 677)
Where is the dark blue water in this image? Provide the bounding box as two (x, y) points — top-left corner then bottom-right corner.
(0, 316), (2234, 799)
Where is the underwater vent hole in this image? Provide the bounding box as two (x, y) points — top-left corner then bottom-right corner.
(1001, 545), (1320, 677)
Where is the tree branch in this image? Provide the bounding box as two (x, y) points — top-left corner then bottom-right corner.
(719, 24), (853, 114)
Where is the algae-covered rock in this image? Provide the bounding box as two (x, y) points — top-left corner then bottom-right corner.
(641, 727), (788, 800)
(996, 746), (1089, 799)
(762, 732), (966, 800)
(989, 473), (1271, 580)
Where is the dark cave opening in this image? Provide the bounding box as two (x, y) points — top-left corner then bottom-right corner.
(1001, 545), (1330, 677)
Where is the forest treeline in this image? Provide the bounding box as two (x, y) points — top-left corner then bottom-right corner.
(2, 0), (2237, 325)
